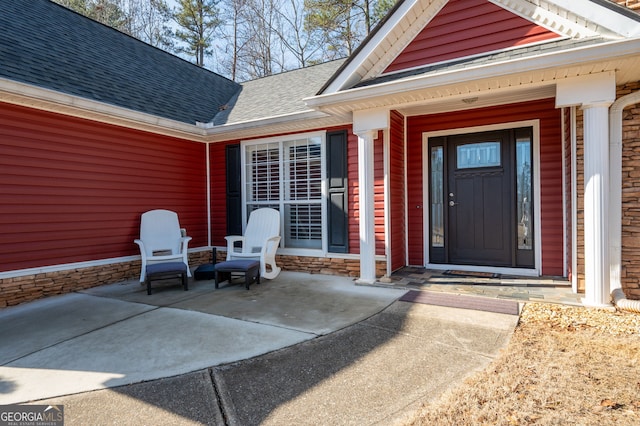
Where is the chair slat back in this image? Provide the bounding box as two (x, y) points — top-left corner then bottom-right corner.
(139, 209), (182, 255)
(243, 208), (280, 253)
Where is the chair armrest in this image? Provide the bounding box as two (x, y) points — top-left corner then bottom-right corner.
(262, 236), (281, 256)
(134, 239), (146, 259)
(225, 236), (245, 258)
(179, 236), (192, 253)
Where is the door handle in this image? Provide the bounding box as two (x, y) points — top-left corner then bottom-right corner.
(449, 200), (458, 207)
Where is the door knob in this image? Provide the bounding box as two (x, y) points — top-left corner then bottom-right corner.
(449, 200), (457, 207)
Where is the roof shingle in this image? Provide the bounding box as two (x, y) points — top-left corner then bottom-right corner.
(0, 0), (241, 125)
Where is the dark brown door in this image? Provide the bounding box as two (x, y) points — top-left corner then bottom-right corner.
(447, 130), (512, 266)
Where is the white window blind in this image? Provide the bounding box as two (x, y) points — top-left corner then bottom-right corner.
(244, 134), (324, 249)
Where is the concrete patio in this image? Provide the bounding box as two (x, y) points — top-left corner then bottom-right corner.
(0, 270), (525, 424)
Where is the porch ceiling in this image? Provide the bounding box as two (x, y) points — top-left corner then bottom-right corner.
(306, 39), (640, 117)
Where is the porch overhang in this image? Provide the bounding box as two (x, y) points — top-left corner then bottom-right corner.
(304, 38), (640, 116)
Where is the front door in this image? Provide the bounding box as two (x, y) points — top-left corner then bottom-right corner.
(448, 130), (512, 266)
(428, 128), (534, 269)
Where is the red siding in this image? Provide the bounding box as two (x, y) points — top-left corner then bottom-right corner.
(0, 103), (208, 272)
(406, 98), (563, 276)
(390, 110), (406, 271)
(385, 0), (561, 74)
(209, 141), (237, 246)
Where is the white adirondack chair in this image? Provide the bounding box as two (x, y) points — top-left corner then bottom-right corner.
(134, 209), (192, 282)
(225, 208), (282, 279)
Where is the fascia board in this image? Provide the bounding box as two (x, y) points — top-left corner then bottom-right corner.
(0, 77), (344, 143)
(322, 0), (428, 94)
(305, 38), (640, 109)
(201, 110), (333, 134)
(545, 0), (640, 37)
(202, 110), (348, 142)
(0, 77), (207, 140)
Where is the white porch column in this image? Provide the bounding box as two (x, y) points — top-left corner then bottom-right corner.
(556, 71), (616, 307)
(582, 102), (613, 307)
(356, 130), (377, 283)
(353, 108), (389, 284)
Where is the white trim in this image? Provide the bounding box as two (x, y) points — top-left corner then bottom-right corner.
(355, 130), (378, 283)
(0, 77), (343, 145)
(425, 263), (539, 277)
(422, 119), (542, 276)
(0, 78), (206, 139)
(609, 89), (640, 292)
(422, 138), (430, 265)
(561, 108), (568, 278)
(322, 0), (433, 93)
(492, 0), (602, 38)
(403, 115), (410, 267)
(542, 0), (640, 37)
(200, 110), (332, 134)
(383, 127), (391, 277)
(0, 247), (212, 280)
(571, 106), (578, 293)
(206, 143), (212, 247)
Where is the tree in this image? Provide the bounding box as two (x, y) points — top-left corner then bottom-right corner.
(125, 0), (175, 52)
(173, 0), (222, 67)
(304, 0), (396, 59)
(54, 0), (173, 51)
(54, 0), (128, 31)
(272, 0), (325, 68)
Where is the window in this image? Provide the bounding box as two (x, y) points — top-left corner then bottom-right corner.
(430, 146), (444, 248)
(456, 141), (501, 169)
(243, 133), (325, 250)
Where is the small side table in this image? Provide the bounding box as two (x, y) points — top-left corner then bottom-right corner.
(214, 260), (260, 290)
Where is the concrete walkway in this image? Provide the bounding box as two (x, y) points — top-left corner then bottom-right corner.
(0, 271), (520, 425)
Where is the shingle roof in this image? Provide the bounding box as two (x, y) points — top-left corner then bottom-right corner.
(213, 59), (346, 126)
(0, 0), (241, 125)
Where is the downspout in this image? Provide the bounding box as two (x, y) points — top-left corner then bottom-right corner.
(609, 89), (640, 312)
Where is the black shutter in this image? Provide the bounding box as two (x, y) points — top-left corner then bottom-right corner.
(326, 130), (348, 253)
(226, 144), (243, 235)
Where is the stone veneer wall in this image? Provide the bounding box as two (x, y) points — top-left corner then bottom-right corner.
(0, 250), (385, 307)
(619, 82), (640, 299)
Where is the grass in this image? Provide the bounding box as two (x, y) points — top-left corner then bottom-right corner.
(406, 303), (640, 426)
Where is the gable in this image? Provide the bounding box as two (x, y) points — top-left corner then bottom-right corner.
(320, 0), (640, 94)
(384, 0), (563, 74)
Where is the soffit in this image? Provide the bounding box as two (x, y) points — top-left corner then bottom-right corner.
(307, 39), (640, 117)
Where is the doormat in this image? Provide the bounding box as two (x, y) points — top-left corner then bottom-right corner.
(444, 270), (501, 278)
(400, 290), (519, 315)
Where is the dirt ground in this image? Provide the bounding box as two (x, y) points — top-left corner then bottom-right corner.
(406, 302), (640, 426)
